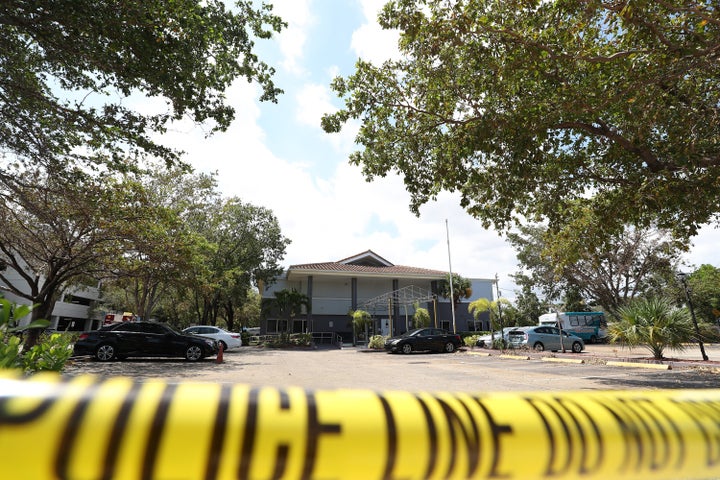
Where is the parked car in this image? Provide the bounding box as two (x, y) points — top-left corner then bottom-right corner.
(475, 327), (525, 348)
(507, 326), (585, 353)
(73, 321), (218, 361)
(384, 327), (462, 354)
(183, 326), (242, 351)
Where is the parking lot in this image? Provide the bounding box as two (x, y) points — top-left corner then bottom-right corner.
(63, 343), (720, 392)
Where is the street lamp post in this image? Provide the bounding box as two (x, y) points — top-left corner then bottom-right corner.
(677, 272), (709, 361)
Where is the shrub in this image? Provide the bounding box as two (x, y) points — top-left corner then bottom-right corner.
(368, 335), (387, 349)
(0, 299), (76, 373)
(609, 297), (694, 359)
(463, 335), (479, 348)
(263, 332), (312, 348)
(21, 333), (75, 373)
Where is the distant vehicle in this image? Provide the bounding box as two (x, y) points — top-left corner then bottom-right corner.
(73, 321), (218, 361)
(508, 326), (585, 353)
(475, 327), (523, 348)
(538, 312), (607, 344)
(243, 327), (261, 335)
(183, 326), (242, 351)
(385, 328), (462, 354)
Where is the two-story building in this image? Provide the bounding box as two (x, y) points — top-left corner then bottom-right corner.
(261, 250), (495, 342)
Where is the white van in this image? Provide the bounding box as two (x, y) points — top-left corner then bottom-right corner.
(538, 312), (607, 344)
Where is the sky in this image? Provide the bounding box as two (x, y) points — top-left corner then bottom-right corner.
(161, 0), (718, 299)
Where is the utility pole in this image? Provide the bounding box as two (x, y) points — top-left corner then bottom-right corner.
(495, 273), (503, 333)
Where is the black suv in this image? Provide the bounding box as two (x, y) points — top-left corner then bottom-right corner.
(73, 321), (218, 361)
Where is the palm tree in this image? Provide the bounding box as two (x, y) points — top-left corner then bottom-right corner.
(264, 288), (311, 334)
(608, 297), (695, 359)
(468, 297), (512, 347)
(413, 304), (431, 328)
(438, 273), (472, 304)
(351, 309), (373, 346)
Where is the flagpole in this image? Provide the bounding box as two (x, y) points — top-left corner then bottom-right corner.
(446, 219), (457, 333)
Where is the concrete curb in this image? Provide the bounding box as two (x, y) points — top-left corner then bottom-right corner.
(606, 360), (672, 370)
(542, 357), (585, 364)
(499, 354), (531, 360)
(466, 351), (492, 356)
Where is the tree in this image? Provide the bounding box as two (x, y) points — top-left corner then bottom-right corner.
(322, 1), (720, 248)
(236, 289), (262, 330)
(608, 297), (695, 360)
(511, 278), (547, 326)
(0, 1), (284, 175)
(468, 297), (512, 332)
(101, 165), (218, 321)
(351, 309), (373, 345)
(0, 170), (148, 345)
(684, 265), (720, 325)
(188, 198), (289, 330)
(508, 224), (683, 315)
(413, 305), (431, 328)
(438, 273), (472, 305)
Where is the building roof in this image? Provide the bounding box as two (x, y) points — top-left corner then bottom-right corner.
(287, 250), (448, 280)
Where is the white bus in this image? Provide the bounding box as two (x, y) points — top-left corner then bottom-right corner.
(538, 311), (607, 344)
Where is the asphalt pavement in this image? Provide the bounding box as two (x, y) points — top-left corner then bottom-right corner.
(62, 343), (720, 392)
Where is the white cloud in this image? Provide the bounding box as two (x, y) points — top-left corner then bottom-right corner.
(295, 83), (334, 128)
(157, 0), (718, 310)
(271, 0), (314, 74)
(352, 0), (401, 64)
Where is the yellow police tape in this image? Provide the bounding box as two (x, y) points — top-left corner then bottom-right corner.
(1, 371), (720, 480)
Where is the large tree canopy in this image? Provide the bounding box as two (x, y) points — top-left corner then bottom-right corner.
(508, 224), (684, 315)
(322, 0), (720, 244)
(0, 0), (284, 172)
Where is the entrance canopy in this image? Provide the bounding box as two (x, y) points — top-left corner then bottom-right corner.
(358, 285), (436, 314)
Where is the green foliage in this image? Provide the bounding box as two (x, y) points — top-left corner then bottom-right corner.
(0, 334), (22, 370)
(263, 333), (312, 348)
(438, 273), (472, 304)
(684, 265), (720, 325)
(0, 299), (72, 372)
(463, 335), (479, 348)
(508, 224), (683, 315)
(468, 297), (512, 330)
(368, 335), (387, 349)
(323, 0), (720, 248)
(263, 289), (311, 335)
(413, 306), (431, 328)
(1, 0), (284, 172)
(608, 297), (695, 359)
(352, 310), (373, 332)
(21, 333), (75, 373)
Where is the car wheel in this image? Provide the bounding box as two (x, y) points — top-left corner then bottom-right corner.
(95, 344), (115, 362)
(444, 342), (456, 353)
(533, 342), (545, 352)
(589, 335), (597, 344)
(185, 345), (204, 361)
(401, 343), (412, 354)
(572, 342), (583, 353)
(219, 340), (228, 351)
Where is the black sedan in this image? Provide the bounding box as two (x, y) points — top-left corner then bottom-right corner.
(73, 321), (218, 361)
(384, 328), (462, 354)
